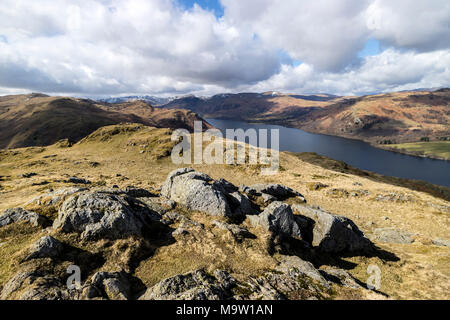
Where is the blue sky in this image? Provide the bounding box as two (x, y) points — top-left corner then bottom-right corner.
(178, 0), (224, 17)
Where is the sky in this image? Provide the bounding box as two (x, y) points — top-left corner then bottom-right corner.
(0, 0), (449, 97)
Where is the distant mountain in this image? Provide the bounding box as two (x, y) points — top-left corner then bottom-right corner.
(160, 89), (450, 146)
(97, 95), (171, 106)
(0, 94), (210, 149)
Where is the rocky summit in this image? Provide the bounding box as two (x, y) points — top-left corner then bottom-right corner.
(0, 168), (387, 300)
(0, 123), (448, 300)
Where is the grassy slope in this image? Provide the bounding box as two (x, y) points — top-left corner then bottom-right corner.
(0, 123), (449, 299)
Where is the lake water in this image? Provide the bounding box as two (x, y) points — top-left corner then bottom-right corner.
(206, 118), (450, 187)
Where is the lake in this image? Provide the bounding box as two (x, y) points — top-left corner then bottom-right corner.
(206, 118), (450, 187)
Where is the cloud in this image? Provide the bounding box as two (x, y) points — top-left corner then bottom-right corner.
(246, 49), (450, 95)
(0, 0), (448, 96)
(366, 0), (450, 52)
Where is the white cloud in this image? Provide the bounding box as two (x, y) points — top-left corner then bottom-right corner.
(246, 49), (450, 95)
(0, 0), (448, 96)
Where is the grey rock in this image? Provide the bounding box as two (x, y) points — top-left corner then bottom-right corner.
(432, 239), (450, 247)
(320, 267), (362, 289)
(24, 236), (63, 261)
(371, 228), (414, 244)
(248, 202), (302, 239)
(161, 169), (248, 218)
(292, 204), (372, 253)
(172, 227), (188, 236)
(88, 271), (131, 300)
(276, 255), (329, 288)
(53, 191), (160, 240)
(0, 208), (48, 228)
(139, 270), (235, 300)
(261, 193), (277, 203)
(0, 269), (67, 300)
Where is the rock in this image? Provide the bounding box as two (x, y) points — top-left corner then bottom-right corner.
(87, 271), (131, 300)
(161, 211), (203, 230)
(161, 168), (249, 217)
(353, 182), (363, 186)
(0, 208), (48, 228)
(139, 270), (235, 300)
(249, 184), (306, 202)
(67, 177), (91, 184)
(371, 228), (414, 244)
(320, 267), (362, 289)
(432, 239), (450, 247)
(248, 202), (302, 239)
(0, 269), (67, 300)
(24, 236), (63, 261)
(276, 255), (329, 288)
(261, 193), (277, 203)
(226, 192), (258, 216)
(212, 221), (253, 240)
(292, 204), (373, 253)
(53, 191), (160, 240)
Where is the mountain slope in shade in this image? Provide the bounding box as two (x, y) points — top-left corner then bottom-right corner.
(0, 93), (210, 149)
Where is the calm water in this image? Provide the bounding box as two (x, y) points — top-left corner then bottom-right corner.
(207, 118), (450, 187)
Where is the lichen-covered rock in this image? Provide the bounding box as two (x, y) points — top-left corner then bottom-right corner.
(275, 255), (329, 288)
(24, 236), (64, 261)
(85, 271), (131, 300)
(248, 202), (302, 239)
(0, 269), (68, 300)
(292, 204), (373, 253)
(53, 191), (160, 240)
(139, 270), (235, 300)
(0, 208), (48, 228)
(161, 168), (253, 217)
(212, 220), (253, 241)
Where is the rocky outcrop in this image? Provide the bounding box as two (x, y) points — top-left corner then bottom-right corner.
(161, 168), (255, 217)
(0, 208), (48, 228)
(292, 204), (373, 253)
(248, 202), (302, 239)
(82, 271), (131, 300)
(139, 270), (235, 300)
(0, 269), (68, 300)
(24, 236), (64, 261)
(53, 191), (161, 240)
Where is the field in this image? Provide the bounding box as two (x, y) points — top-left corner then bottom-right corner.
(387, 141), (450, 160)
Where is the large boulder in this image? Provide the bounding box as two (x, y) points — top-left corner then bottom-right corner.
(248, 202), (302, 239)
(292, 204), (373, 253)
(161, 168), (255, 217)
(0, 208), (48, 228)
(139, 270), (235, 300)
(53, 191), (160, 240)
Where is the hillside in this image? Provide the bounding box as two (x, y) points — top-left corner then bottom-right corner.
(0, 123), (449, 300)
(0, 94), (210, 149)
(161, 89), (450, 157)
